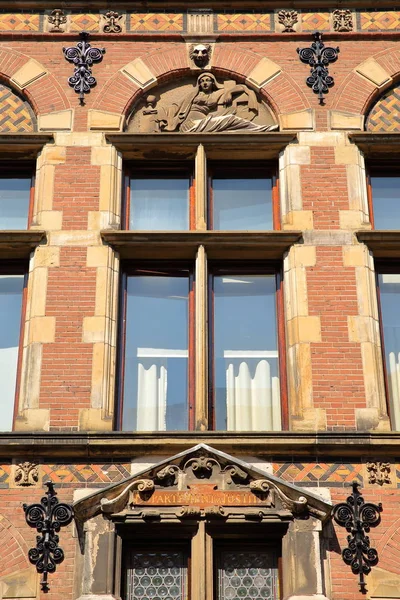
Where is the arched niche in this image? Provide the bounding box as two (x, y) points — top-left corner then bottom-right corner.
(366, 81), (400, 132)
(0, 83), (36, 132)
(125, 73), (277, 134)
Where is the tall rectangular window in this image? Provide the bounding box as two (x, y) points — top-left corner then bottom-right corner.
(0, 176), (32, 229)
(211, 272), (281, 431)
(0, 273), (25, 430)
(378, 270), (400, 428)
(120, 268), (191, 431)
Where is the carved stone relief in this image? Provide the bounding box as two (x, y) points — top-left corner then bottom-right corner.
(14, 461), (39, 486)
(189, 44), (212, 68)
(366, 461), (392, 486)
(277, 10), (298, 33)
(332, 9), (353, 32)
(126, 74), (278, 133)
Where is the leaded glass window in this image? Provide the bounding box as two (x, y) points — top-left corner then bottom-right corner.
(124, 550), (188, 600)
(216, 550), (279, 600)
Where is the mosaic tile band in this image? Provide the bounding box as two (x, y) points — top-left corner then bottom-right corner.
(0, 10), (398, 33)
(0, 461), (399, 488)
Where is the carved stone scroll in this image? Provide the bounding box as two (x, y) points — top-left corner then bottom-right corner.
(101, 478), (154, 514)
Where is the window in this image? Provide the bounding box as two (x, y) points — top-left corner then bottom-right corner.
(117, 261), (285, 432)
(368, 169), (400, 229)
(0, 171), (34, 229)
(111, 144), (293, 433)
(377, 264), (400, 429)
(0, 266), (26, 431)
(124, 163), (277, 231)
(121, 533), (280, 600)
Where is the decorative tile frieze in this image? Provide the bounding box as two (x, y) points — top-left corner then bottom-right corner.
(0, 9), (396, 33)
(301, 12), (330, 32)
(217, 13), (273, 32)
(273, 461), (363, 486)
(129, 12), (185, 33)
(0, 463), (11, 488)
(41, 463), (131, 486)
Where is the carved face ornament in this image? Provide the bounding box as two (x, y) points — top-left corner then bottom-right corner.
(191, 44), (210, 67)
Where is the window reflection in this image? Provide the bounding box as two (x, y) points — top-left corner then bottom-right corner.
(130, 177), (189, 230)
(212, 177), (272, 230)
(0, 178), (31, 229)
(0, 275), (24, 431)
(371, 177), (400, 229)
(213, 275), (281, 431)
(122, 274), (189, 431)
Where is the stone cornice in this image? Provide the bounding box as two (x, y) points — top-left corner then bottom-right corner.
(3, 431), (400, 459)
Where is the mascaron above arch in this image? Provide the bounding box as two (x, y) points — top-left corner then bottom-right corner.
(74, 444), (331, 523)
(126, 73), (278, 134)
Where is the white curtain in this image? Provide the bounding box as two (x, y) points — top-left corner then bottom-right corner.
(0, 345), (18, 431)
(388, 351), (400, 429)
(225, 351), (281, 431)
(135, 348), (187, 431)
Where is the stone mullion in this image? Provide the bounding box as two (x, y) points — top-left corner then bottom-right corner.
(191, 520), (207, 600)
(195, 143), (207, 231)
(195, 244), (208, 430)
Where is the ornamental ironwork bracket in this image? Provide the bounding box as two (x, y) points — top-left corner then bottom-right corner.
(63, 31), (105, 106)
(23, 480), (74, 593)
(297, 31), (339, 105)
(332, 480), (382, 594)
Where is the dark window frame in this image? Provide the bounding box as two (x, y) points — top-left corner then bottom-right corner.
(367, 163), (400, 230)
(116, 261), (195, 432)
(0, 164), (35, 229)
(0, 261), (29, 429)
(207, 161), (280, 231)
(123, 163), (196, 231)
(207, 261), (288, 431)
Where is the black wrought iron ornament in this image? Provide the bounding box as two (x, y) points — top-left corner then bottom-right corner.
(297, 32), (339, 105)
(23, 480), (74, 592)
(332, 481), (382, 594)
(63, 32), (105, 105)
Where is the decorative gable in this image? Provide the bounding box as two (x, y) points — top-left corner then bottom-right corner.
(74, 444), (331, 523)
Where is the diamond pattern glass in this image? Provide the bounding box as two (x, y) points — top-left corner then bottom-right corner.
(217, 550), (279, 600)
(124, 551), (188, 600)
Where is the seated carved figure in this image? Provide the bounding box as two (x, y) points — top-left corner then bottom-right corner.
(156, 73), (277, 133)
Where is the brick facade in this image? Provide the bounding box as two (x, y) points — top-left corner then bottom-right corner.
(0, 2), (400, 600)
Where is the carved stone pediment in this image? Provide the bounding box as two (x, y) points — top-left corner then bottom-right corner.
(126, 74), (278, 133)
(74, 444), (331, 523)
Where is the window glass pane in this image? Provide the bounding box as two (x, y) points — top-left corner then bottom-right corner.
(0, 178), (30, 229)
(213, 275), (281, 431)
(0, 275), (24, 431)
(212, 177), (272, 230)
(130, 177), (189, 230)
(371, 177), (400, 229)
(123, 275), (189, 431)
(216, 550), (279, 600)
(379, 273), (400, 429)
(124, 550), (188, 600)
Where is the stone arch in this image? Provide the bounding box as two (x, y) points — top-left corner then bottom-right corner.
(332, 47), (400, 118)
(92, 45), (310, 128)
(0, 47), (69, 116)
(0, 514), (31, 577)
